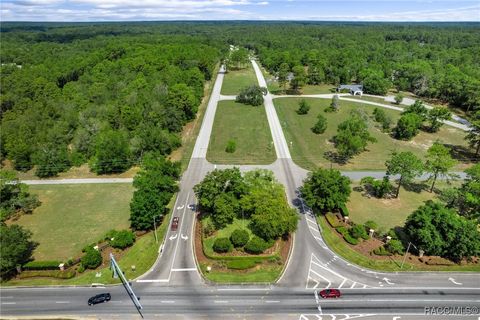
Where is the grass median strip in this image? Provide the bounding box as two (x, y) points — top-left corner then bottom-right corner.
(221, 65), (257, 95)
(207, 100), (276, 164)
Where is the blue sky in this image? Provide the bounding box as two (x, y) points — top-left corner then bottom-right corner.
(1, 0), (479, 22)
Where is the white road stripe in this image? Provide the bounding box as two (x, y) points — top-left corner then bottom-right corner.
(350, 282), (357, 288)
(1, 302), (16, 305)
(161, 300), (175, 304)
(214, 300), (229, 303)
(136, 279), (169, 283)
(55, 301), (70, 304)
(338, 279), (347, 288)
(217, 288), (270, 291)
(171, 268), (197, 272)
(265, 300), (280, 303)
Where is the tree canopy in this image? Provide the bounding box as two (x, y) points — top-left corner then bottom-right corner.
(300, 168), (351, 214)
(385, 151), (424, 198)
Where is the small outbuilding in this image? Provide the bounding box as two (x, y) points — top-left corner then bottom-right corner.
(336, 84), (363, 96)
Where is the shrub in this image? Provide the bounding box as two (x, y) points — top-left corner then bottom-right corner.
(394, 113), (422, 140)
(339, 203), (349, 217)
(230, 229), (250, 248)
(385, 239), (404, 255)
(336, 226), (348, 237)
(81, 247), (102, 269)
(325, 213), (341, 228)
(394, 93), (404, 105)
(18, 270), (75, 279)
(296, 99), (310, 115)
(244, 236), (271, 254)
(225, 140), (237, 153)
(235, 85), (267, 106)
(109, 230), (135, 249)
(77, 264), (85, 273)
(23, 260), (61, 271)
(226, 259), (258, 270)
(349, 224), (369, 240)
(311, 114), (327, 134)
(212, 237), (233, 253)
(360, 176), (394, 198)
(202, 219), (215, 237)
(364, 220), (378, 231)
(373, 246), (391, 256)
(343, 233), (359, 245)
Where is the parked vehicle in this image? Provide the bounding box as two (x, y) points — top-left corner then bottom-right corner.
(319, 289), (341, 298)
(88, 293), (111, 306)
(171, 217), (179, 231)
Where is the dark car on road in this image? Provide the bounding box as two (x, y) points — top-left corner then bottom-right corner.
(171, 217), (179, 231)
(319, 289), (341, 298)
(88, 293), (111, 306)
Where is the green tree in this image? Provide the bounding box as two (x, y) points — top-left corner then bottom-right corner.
(236, 85), (267, 106)
(465, 110), (480, 157)
(394, 93), (404, 105)
(373, 107), (392, 131)
(33, 143), (71, 178)
(229, 47), (249, 69)
(426, 107), (451, 132)
(394, 113), (423, 140)
(290, 65), (306, 92)
(458, 163), (480, 221)
(385, 151), (424, 198)
(277, 62), (290, 92)
(296, 99), (310, 115)
(405, 201), (480, 261)
(230, 229), (249, 247)
(311, 114), (327, 134)
(326, 94), (339, 112)
(91, 130), (131, 174)
(360, 69), (391, 95)
(403, 100), (428, 120)
(300, 168), (351, 214)
(425, 142), (457, 192)
(333, 114), (376, 160)
(167, 83), (198, 121)
(0, 224), (38, 278)
(130, 153), (180, 230)
(0, 170), (40, 221)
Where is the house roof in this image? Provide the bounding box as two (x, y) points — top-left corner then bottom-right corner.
(337, 84), (363, 91)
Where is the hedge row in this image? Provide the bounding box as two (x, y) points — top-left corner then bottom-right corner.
(325, 213), (342, 228)
(335, 226), (359, 245)
(226, 259), (259, 270)
(23, 261), (61, 270)
(18, 270), (76, 279)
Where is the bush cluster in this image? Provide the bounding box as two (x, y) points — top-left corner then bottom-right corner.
(225, 140), (237, 153)
(81, 247), (102, 269)
(107, 230), (136, 249)
(230, 229), (250, 247)
(226, 259), (258, 270)
(349, 224), (369, 240)
(336, 226), (359, 245)
(213, 237), (233, 253)
(244, 236), (272, 254)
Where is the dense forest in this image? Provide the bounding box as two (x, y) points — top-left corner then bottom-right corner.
(1, 22), (479, 176)
(0, 23), (223, 176)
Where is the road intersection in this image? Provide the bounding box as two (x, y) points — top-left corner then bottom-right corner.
(2, 61), (479, 319)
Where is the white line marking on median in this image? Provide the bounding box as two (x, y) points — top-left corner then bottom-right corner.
(217, 288), (270, 291)
(214, 300), (229, 303)
(265, 300), (280, 303)
(55, 301), (70, 304)
(136, 279), (169, 283)
(1, 302), (16, 305)
(161, 300), (175, 304)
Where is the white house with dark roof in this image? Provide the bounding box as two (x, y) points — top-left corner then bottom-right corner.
(337, 84), (363, 96)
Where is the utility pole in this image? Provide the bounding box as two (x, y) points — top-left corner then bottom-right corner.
(401, 242), (417, 269)
(110, 253), (143, 317)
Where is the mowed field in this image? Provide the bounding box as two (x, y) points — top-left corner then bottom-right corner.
(13, 183), (133, 261)
(207, 100), (276, 164)
(221, 64), (258, 95)
(274, 97), (470, 170)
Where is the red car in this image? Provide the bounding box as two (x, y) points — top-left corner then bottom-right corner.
(171, 217), (179, 231)
(319, 289), (341, 299)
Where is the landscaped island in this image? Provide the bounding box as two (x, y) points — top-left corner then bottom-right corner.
(193, 168), (298, 283)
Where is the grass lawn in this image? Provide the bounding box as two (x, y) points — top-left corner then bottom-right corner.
(199, 263), (282, 283)
(274, 97), (471, 171)
(12, 183), (133, 261)
(221, 65), (258, 95)
(207, 100), (276, 164)
(3, 194), (175, 286)
(260, 67), (335, 95)
(203, 217), (253, 257)
(347, 183), (440, 232)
